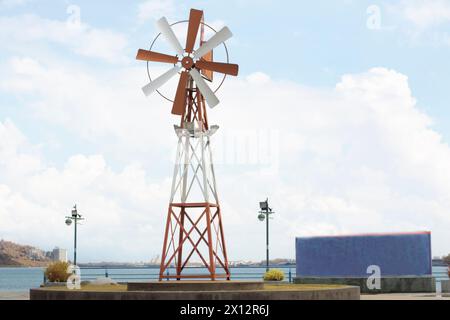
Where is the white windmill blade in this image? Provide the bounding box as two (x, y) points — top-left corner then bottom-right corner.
(156, 17), (184, 56)
(142, 66), (181, 97)
(189, 68), (219, 108)
(193, 26), (233, 60)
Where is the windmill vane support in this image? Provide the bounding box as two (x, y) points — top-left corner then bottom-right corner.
(136, 8), (239, 281)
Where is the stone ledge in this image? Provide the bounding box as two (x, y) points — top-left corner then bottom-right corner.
(295, 276), (435, 294)
(30, 285), (360, 300)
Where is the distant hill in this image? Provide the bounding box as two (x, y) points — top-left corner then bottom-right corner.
(0, 240), (51, 267)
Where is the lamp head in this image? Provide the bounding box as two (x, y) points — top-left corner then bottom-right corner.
(259, 200), (268, 211)
(65, 218), (73, 226)
(258, 213), (266, 222)
(71, 205), (77, 217)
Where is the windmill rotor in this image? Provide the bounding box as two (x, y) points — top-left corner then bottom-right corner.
(144, 20), (231, 104)
(137, 8), (239, 115)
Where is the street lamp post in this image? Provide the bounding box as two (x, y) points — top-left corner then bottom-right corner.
(65, 205), (84, 266)
(258, 198), (274, 272)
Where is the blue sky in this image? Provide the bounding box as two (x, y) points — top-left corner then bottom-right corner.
(1, 0), (450, 262)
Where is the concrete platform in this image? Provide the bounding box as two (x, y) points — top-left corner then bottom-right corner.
(30, 282), (360, 300)
(295, 276), (435, 294)
(127, 281), (264, 291)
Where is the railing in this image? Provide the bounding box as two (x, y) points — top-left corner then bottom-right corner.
(78, 265), (297, 283)
(62, 265), (449, 285)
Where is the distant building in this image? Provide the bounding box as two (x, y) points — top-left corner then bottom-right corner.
(51, 247), (68, 262)
(432, 258), (447, 267)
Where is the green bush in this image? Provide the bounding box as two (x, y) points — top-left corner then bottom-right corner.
(263, 269), (285, 281)
(45, 261), (71, 283)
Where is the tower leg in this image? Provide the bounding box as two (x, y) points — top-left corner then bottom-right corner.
(217, 207), (231, 280)
(205, 205), (216, 280)
(176, 208), (185, 280)
(159, 206), (173, 281)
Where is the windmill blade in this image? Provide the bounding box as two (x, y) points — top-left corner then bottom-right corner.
(200, 47), (214, 81)
(156, 17), (184, 56)
(142, 66), (181, 97)
(136, 49), (179, 64)
(172, 71), (189, 115)
(185, 9), (203, 53)
(189, 68), (219, 108)
(196, 60), (239, 76)
(193, 27), (232, 60)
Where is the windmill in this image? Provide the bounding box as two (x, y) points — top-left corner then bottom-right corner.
(136, 8), (238, 281)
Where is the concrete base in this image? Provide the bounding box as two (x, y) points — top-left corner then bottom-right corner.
(294, 276), (436, 294)
(30, 282), (360, 300)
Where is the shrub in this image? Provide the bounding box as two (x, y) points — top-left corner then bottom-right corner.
(45, 261), (71, 283)
(263, 269), (285, 281)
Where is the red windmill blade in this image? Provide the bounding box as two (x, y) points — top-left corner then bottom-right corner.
(136, 8), (239, 115)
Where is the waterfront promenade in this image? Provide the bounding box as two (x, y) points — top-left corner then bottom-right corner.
(2, 291), (449, 300)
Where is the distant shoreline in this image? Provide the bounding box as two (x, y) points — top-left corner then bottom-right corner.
(0, 263), (297, 269)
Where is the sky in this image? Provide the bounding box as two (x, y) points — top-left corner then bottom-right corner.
(1, 0), (450, 263)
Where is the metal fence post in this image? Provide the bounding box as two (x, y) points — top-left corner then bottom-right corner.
(289, 268), (292, 283)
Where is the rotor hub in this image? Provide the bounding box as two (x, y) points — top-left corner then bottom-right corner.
(181, 56), (194, 70)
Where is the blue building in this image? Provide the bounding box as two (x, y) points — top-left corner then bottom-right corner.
(296, 231), (432, 277)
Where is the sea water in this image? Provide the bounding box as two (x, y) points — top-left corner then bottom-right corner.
(0, 266), (448, 293)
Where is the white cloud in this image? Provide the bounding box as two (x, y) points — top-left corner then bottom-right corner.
(2, 57), (450, 261)
(137, 0), (176, 24)
(0, 0), (31, 7)
(387, 0), (450, 47)
(0, 120), (171, 261)
(0, 14), (128, 63)
(398, 0), (450, 28)
(215, 67), (450, 258)
(0, 56), (176, 161)
(0, 119), (42, 182)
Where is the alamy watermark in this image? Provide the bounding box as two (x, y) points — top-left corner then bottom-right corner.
(366, 5), (381, 30)
(171, 129), (280, 174)
(66, 264), (81, 290)
(66, 4), (81, 29)
(366, 265), (381, 290)
(366, 4), (396, 31)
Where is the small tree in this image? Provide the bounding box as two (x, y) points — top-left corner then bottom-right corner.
(45, 261), (70, 283)
(263, 269), (285, 281)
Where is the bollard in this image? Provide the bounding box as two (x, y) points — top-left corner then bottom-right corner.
(289, 269), (292, 283)
(436, 281), (442, 298)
